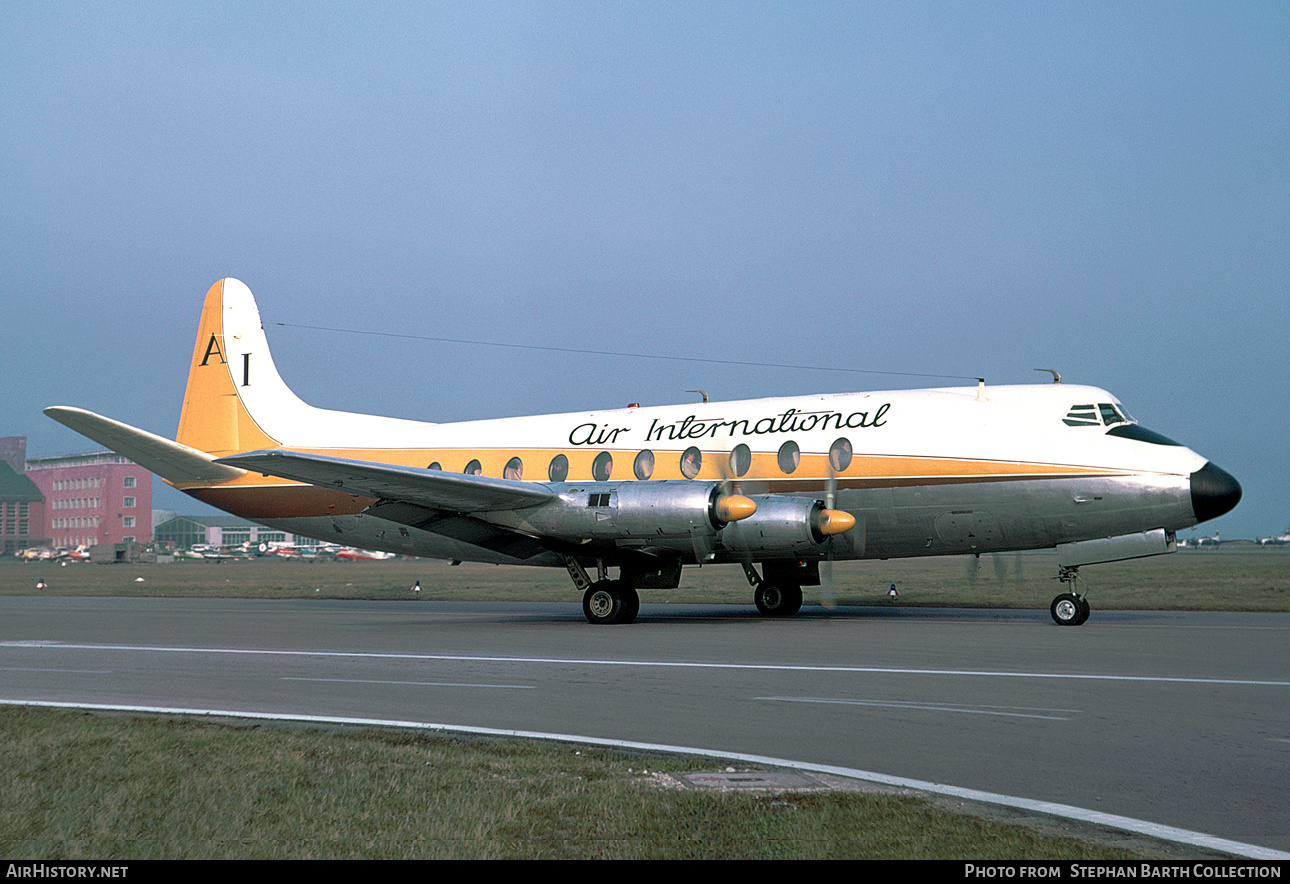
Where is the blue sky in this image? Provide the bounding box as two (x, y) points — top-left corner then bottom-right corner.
(3, 2), (1285, 540)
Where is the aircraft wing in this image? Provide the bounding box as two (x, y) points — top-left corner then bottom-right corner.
(217, 450), (556, 512)
(44, 406), (246, 484)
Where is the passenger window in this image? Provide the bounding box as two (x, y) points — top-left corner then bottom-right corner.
(592, 451), (613, 481)
(680, 447), (702, 479)
(829, 438), (853, 472)
(634, 450), (655, 480)
(504, 457), (523, 480)
(426, 462), (441, 470)
(548, 454), (569, 482)
(777, 441), (800, 474)
(464, 459), (482, 475)
(729, 444), (751, 477)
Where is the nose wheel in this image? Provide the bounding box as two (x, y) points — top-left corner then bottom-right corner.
(1051, 592), (1090, 626)
(1051, 566), (1090, 626)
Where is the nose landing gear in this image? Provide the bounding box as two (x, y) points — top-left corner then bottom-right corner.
(1051, 566), (1090, 626)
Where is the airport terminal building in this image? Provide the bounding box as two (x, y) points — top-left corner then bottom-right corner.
(153, 514), (314, 551)
(2, 435), (153, 551)
(4, 434), (318, 557)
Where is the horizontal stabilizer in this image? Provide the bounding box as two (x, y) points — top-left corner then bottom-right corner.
(43, 406), (246, 484)
(218, 450), (556, 512)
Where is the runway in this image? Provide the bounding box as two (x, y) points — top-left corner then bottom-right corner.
(2, 596), (1287, 857)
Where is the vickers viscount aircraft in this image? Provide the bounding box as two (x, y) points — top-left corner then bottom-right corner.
(46, 279), (1241, 625)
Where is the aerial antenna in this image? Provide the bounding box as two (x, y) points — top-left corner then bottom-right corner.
(1035, 368), (1062, 384)
(275, 321), (982, 382)
(687, 389), (710, 404)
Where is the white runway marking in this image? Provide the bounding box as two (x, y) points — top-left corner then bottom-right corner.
(282, 676), (534, 689)
(4, 641), (1288, 687)
(1, 698), (1286, 861)
(756, 696), (1077, 719)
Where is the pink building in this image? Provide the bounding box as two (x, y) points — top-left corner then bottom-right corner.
(25, 451), (153, 548)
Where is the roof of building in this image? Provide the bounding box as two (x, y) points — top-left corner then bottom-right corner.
(155, 514), (268, 530)
(25, 451), (137, 469)
(0, 461), (43, 501)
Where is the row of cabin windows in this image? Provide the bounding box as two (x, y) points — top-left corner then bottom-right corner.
(426, 438), (856, 483)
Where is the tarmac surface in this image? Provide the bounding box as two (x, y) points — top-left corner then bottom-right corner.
(2, 597), (1287, 857)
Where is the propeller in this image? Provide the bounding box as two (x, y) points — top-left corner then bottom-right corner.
(966, 553), (1025, 592)
(817, 445), (858, 609)
(821, 465), (838, 610)
(993, 552), (1007, 585)
(714, 493), (757, 523)
(693, 442), (756, 564)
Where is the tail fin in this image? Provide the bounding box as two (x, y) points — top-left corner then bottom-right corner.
(174, 279), (433, 455)
(47, 278), (432, 487)
(176, 279), (314, 455)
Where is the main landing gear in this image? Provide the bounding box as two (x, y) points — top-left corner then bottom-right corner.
(581, 579), (640, 625)
(563, 555), (641, 625)
(742, 561), (805, 618)
(1051, 565), (1090, 626)
(754, 582), (803, 617)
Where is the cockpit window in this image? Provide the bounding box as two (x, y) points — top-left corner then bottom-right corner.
(1063, 405), (1100, 426)
(1064, 402), (1131, 427)
(1098, 403), (1127, 426)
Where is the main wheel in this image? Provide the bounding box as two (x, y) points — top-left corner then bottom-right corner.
(583, 580), (636, 625)
(1051, 593), (1085, 626)
(619, 584), (640, 624)
(755, 582), (803, 617)
(1074, 595), (1090, 625)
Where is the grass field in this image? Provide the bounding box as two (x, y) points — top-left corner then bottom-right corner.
(1, 706), (1176, 860)
(3, 547), (1287, 612)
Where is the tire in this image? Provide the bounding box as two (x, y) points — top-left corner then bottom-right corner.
(1051, 593), (1084, 626)
(619, 584), (640, 624)
(583, 580), (631, 625)
(1074, 596), (1090, 625)
(755, 582), (803, 617)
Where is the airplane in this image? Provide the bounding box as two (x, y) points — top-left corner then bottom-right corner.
(333, 547), (396, 561)
(44, 278), (1241, 625)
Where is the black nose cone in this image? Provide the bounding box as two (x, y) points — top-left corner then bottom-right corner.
(1190, 462), (1242, 523)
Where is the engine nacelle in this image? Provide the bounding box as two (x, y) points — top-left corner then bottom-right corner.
(521, 481), (736, 549)
(717, 495), (833, 559)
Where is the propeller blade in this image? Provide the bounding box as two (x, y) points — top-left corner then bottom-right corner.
(820, 554), (836, 610)
(821, 463), (840, 609)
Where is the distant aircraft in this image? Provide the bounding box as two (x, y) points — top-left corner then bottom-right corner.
(46, 279), (1241, 625)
